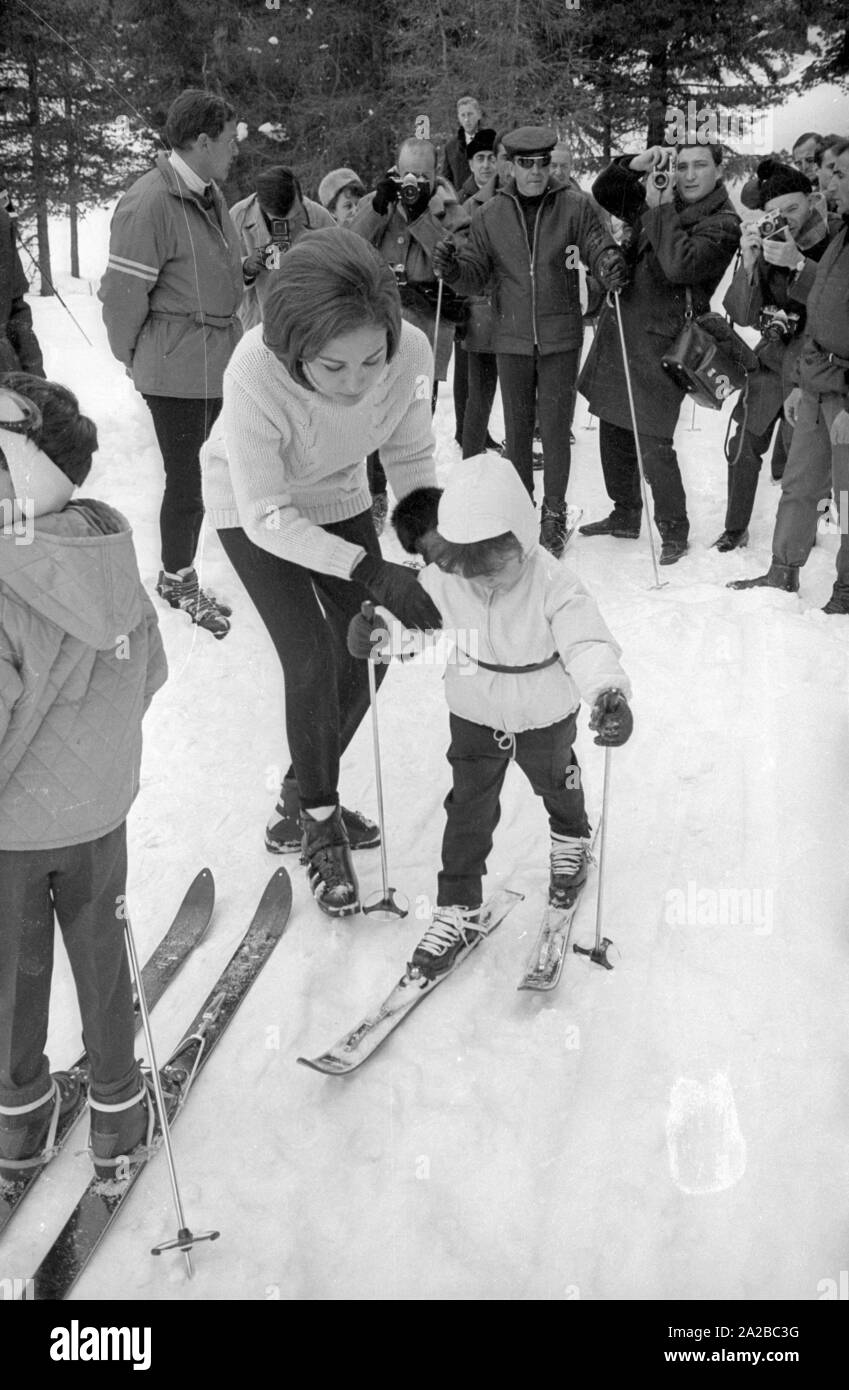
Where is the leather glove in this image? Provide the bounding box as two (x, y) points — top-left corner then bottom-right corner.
(595, 247), (630, 293)
(351, 553), (442, 630)
(373, 173), (400, 216)
(432, 236), (460, 282)
(347, 608), (391, 661)
(589, 689), (633, 746)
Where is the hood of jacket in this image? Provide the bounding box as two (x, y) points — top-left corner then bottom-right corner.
(0, 499), (144, 650)
(438, 451), (538, 555)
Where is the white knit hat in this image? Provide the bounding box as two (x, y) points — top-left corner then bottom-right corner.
(0, 390), (76, 517)
(438, 451), (538, 555)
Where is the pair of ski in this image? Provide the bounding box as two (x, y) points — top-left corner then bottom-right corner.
(3, 866), (292, 1300)
(299, 864), (598, 1077)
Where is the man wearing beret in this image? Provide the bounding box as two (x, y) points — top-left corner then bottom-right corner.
(717, 158), (841, 552)
(433, 125), (628, 556)
(729, 139), (849, 613)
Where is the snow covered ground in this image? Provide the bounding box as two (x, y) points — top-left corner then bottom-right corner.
(4, 204), (849, 1302)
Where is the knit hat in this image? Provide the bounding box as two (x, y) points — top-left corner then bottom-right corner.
(740, 158), (812, 210)
(438, 452), (538, 555)
(466, 129), (497, 160)
(0, 390), (75, 517)
(502, 126), (556, 158)
(317, 167), (365, 210)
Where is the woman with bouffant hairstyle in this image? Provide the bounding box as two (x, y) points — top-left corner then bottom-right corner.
(202, 227), (440, 917)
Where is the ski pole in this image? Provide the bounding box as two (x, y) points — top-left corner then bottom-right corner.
(609, 290), (665, 589)
(573, 745), (615, 970)
(431, 276), (444, 361)
(13, 225), (94, 347)
(122, 914), (219, 1276)
(360, 600), (408, 920)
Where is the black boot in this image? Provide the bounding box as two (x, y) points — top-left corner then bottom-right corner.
(727, 560), (799, 592)
(579, 508), (641, 539)
(658, 520), (689, 566)
(301, 808), (360, 917)
(0, 1073), (82, 1180)
(712, 528), (749, 552)
(540, 498), (569, 558)
(823, 581), (849, 615)
(267, 776), (380, 854)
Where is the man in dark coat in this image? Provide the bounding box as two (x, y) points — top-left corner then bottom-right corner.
(433, 125), (628, 557)
(718, 158), (840, 551)
(578, 142), (740, 563)
(729, 139), (849, 613)
(0, 204), (45, 378)
(442, 96), (496, 194)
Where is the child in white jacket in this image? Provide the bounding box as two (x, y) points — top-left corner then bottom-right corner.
(348, 452), (633, 978)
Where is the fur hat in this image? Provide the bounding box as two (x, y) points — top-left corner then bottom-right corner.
(392, 486), (443, 554)
(741, 158), (812, 210)
(466, 129), (497, 160)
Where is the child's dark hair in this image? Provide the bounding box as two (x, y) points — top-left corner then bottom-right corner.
(392, 485), (442, 554)
(436, 530), (523, 578)
(0, 373), (97, 485)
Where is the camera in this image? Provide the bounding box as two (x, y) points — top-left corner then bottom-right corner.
(390, 168), (431, 207)
(261, 218), (292, 270)
(754, 211), (788, 240)
(652, 149), (676, 190)
(390, 262), (407, 289)
(759, 305), (801, 342)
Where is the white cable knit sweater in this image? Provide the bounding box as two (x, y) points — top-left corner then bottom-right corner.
(201, 319), (437, 578)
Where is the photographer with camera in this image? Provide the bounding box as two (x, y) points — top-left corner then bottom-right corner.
(230, 166), (335, 332)
(577, 142), (740, 563)
(717, 159), (840, 551)
(350, 137), (470, 396)
(729, 139), (849, 613)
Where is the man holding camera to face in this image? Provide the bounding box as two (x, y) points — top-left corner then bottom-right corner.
(230, 166), (335, 332)
(729, 140), (849, 612)
(718, 159), (841, 552)
(350, 137), (470, 396)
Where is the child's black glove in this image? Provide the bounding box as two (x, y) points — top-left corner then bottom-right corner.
(347, 609), (390, 660)
(589, 689), (633, 746)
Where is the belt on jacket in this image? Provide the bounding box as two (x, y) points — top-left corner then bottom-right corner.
(150, 308), (239, 329)
(457, 649), (560, 673)
(809, 338), (849, 369)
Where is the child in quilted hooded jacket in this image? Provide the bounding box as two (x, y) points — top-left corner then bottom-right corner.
(348, 452), (634, 978)
(0, 375), (168, 1181)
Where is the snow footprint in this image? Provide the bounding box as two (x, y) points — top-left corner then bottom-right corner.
(665, 1073), (746, 1194)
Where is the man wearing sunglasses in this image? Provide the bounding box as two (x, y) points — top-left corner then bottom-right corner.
(433, 126), (628, 556)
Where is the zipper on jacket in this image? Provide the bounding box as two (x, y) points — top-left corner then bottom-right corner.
(509, 193), (540, 348)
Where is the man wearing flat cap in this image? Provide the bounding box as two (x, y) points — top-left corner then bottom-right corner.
(433, 125), (628, 556)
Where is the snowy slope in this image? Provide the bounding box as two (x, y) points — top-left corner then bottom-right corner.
(4, 205), (848, 1302)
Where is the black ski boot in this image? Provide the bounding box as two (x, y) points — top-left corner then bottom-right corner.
(728, 560), (799, 592)
(266, 777), (380, 854)
(549, 834), (589, 909)
(579, 508), (642, 539)
(658, 520), (689, 566)
(0, 1073), (82, 1180)
(823, 581), (849, 615)
(301, 808), (360, 916)
(409, 906), (482, 979)
(540, 498), (569, 558)
(88, 1075), (157, 1180)
(156, 568), (231, 638)
(712, 528), (748, 552)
